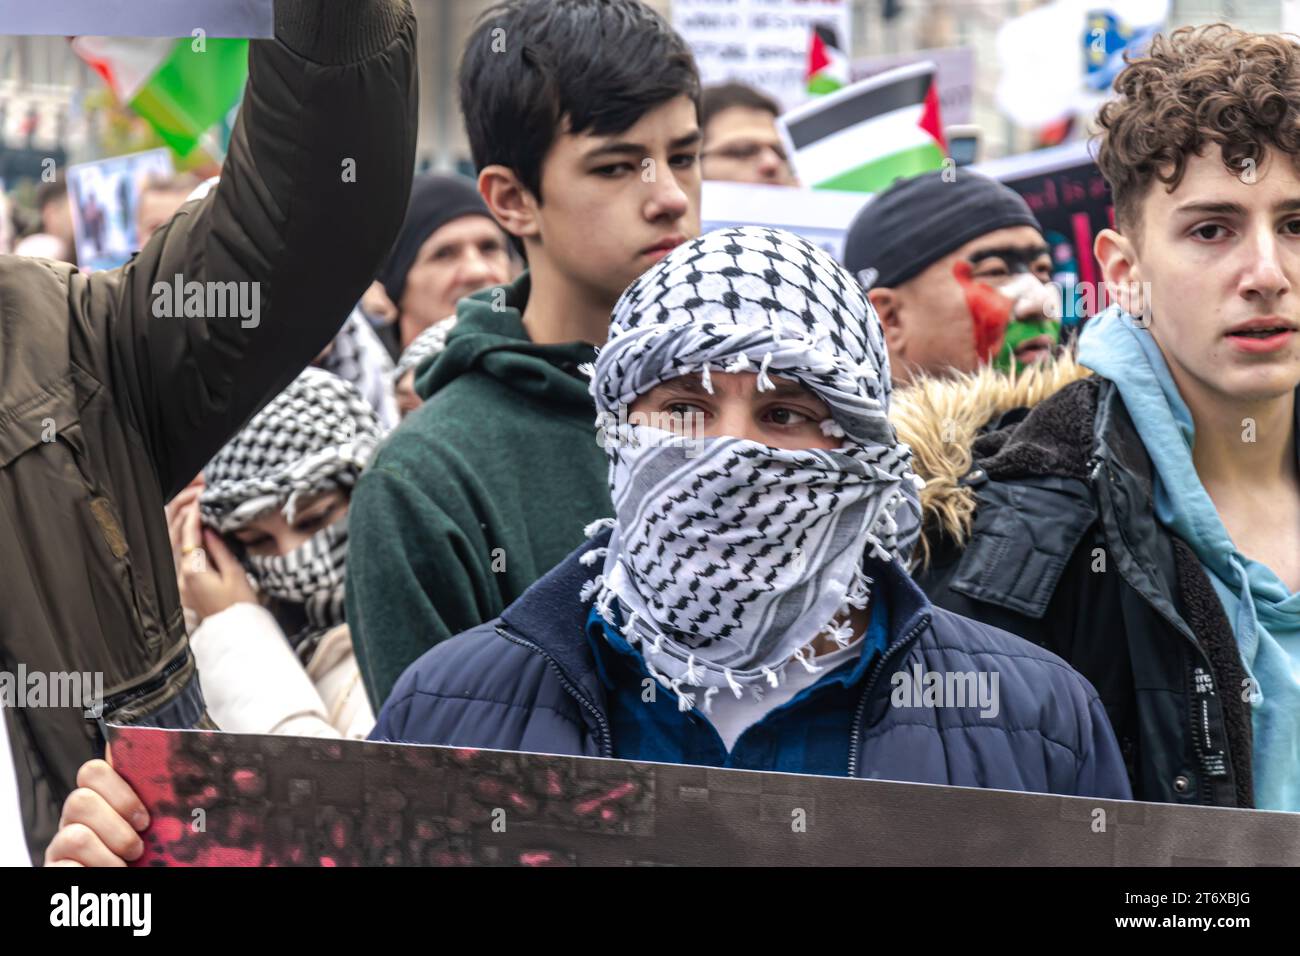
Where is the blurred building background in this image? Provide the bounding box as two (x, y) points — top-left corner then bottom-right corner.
(0, 0), (1292, 184)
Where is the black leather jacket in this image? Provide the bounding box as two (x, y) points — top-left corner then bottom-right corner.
(916, 376), (1253, 808)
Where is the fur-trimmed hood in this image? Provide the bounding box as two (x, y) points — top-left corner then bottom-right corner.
(890, 352), (1094, 565)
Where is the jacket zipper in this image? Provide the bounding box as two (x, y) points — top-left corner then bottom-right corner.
(1089, 445), (1232, 801)
(846, 616), (931, 778)
(494, 624), (614, 758)
(95, 645), (190, 718)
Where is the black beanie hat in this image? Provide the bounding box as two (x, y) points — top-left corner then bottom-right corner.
(842, 169), (1041, 291)
(378, 173), (495, 306)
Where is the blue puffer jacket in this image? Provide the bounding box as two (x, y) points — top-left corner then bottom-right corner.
(373, 532), (1133, 799)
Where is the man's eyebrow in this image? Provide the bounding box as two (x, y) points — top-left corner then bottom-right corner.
(764, 380), (816, 399)
(670, 129), (703, 150)
(967, 244), (1051, 264)
(1171, 200), (1247, 217)
(584, 129), (702, 161)
(658, 376), (710, 395)
(585, 141), (644, 161)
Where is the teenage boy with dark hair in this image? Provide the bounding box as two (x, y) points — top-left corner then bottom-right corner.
(347, 0), (703, 706)
(910, 24), (1300, 810)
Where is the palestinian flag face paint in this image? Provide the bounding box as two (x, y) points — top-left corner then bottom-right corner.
(995, 316), (1062, 372)
(952, 260), (1012, 364)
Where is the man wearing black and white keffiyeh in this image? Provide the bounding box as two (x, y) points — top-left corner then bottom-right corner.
(368, 227), (1131, 799)
(582, 225), (923, 715)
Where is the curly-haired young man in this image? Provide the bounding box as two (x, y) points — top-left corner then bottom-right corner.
(912, 24), (1300, 811)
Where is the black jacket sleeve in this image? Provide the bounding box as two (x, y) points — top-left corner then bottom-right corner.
(88, 0), (418, 498)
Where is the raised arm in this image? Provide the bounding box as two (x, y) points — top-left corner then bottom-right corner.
(86, 0), (418, 498)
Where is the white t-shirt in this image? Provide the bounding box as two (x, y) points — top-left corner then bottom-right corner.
(705, 638), (865, 752)
(0, 703), (33, 866)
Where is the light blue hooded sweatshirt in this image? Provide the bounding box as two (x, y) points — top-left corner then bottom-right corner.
(1078, 306), (1300, 811)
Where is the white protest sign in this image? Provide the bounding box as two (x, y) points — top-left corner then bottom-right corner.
(3, 0), (274, 37)
(674, 0), (852, 110)
(701, 179), (871, 262)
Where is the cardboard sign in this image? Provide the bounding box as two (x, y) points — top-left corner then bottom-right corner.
(109, 725), (1300, 866)
(2, 0), (274, 38)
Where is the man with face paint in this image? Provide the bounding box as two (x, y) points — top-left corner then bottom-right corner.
(843, 169), (1062, 383)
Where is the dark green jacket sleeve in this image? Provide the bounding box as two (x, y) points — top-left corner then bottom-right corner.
(346, 462), (505, 708)
(83, 0), (418, 500)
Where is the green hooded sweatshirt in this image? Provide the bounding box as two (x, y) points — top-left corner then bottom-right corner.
(346, 273), (611, 705)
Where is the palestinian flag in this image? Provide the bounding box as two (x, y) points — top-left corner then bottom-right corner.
(779, 61), (947, 193)
(806, 24), (850, 96)
(72, 36), (249, 157)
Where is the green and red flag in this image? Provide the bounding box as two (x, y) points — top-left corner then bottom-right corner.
(806, 24), (850, 96)
(72, 36), (248, 157)
(780, 61), (948, 193)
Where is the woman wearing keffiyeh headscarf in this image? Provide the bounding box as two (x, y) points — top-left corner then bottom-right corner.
(359, 227), (1131, 799)
(165, 368), (381, 740)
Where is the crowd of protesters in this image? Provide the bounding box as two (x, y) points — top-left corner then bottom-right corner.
(0, 0), (1296, 867)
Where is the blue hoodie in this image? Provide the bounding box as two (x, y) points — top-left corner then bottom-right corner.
(1078, 306), (1300, 811)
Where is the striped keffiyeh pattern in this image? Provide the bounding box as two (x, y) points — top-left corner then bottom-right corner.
(582, 226), (923, 713)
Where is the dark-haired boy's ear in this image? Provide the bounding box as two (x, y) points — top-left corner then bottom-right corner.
(1095, 228), (1146, 316)
(479, 165), (540, 244)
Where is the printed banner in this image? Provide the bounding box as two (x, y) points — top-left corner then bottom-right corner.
(673, 0), (852, 110)
(67, 148), (174, 271)
(109, 725), (1300, 867)
(1, 0), (274, 38)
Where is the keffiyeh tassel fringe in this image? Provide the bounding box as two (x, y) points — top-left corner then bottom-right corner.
(792, 646), (823, 674)
(822, 617), (856, 649)
(756, 352), (775, 392)
(724, 353), (751, 374)
(579, 574), (605, 604)
(584, 517), (616, 538)
(670, 679), (695, 712)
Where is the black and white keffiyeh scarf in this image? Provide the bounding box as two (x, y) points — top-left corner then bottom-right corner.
(582, 226), (923, 713)
(316, 309), (400, 431)
(199, 368), (381, 656)
(393, 315), (456, 385)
